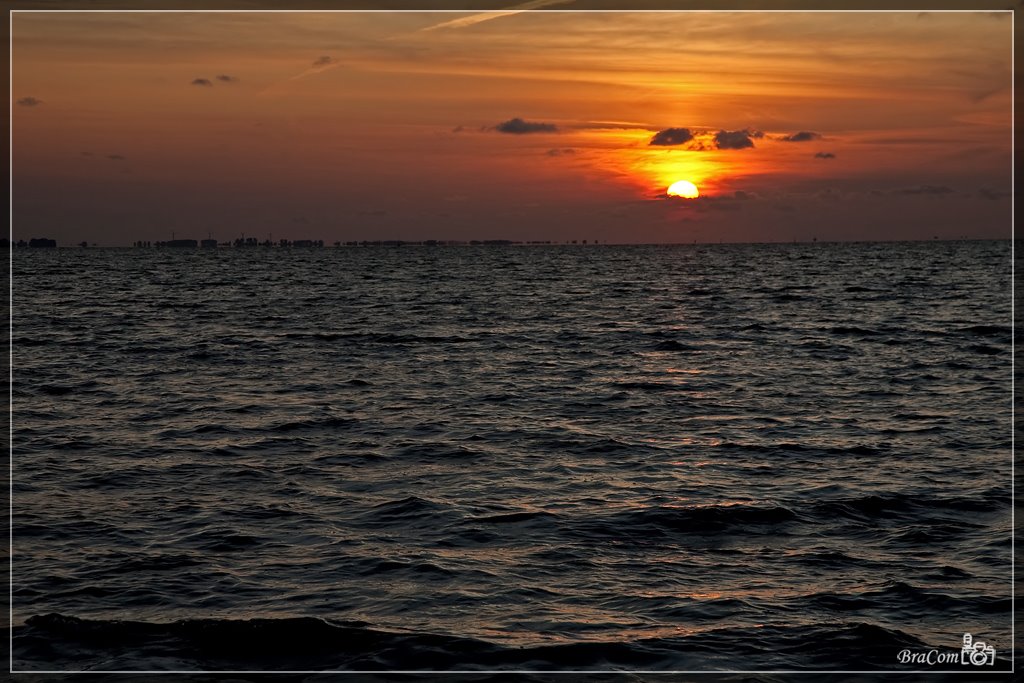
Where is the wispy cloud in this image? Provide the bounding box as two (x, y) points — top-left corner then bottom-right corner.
(259, 55), (341, 95)
(780, 131), (821, 142)
(17, 96), (43, 106)
(286, 55), (340, 82)
(420, 0), (576, 32)
(896, 185), (953, 195)
(216, 74), (239, 83)
(978, 188), (1011, 200)
(191, 78), (213, 87)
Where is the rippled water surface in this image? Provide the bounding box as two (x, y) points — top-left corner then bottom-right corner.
(11, 242), (1013, 671)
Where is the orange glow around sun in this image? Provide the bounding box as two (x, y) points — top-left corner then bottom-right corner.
(667, 180), (700, 198)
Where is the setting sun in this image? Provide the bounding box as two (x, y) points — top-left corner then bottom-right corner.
(667, 180), (700, 199)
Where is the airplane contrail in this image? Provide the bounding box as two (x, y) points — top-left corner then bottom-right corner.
(262, 1), (575, 95)
(419, 0), (576, 32)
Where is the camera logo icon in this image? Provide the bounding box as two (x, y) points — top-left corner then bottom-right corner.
(961, 633), (996, 666)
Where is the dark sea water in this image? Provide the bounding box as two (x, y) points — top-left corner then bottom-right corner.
(10, 241), (1014, 673)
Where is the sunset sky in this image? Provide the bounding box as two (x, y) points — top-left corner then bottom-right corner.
(11, 7), (1013, 244)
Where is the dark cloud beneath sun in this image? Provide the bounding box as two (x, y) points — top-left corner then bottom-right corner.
(649, 128), (693, 146)
(649, 127), (761, 150)
(216, 74), (239, 83)
(191, 78), (213, 87)
(495, 117), (558, 134)
(17, 96), (42, 106)
(814, 152), (836, 159)
(714, 130), (756, 150)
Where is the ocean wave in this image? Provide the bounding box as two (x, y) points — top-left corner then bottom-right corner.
(15, 612), (1009, 671)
